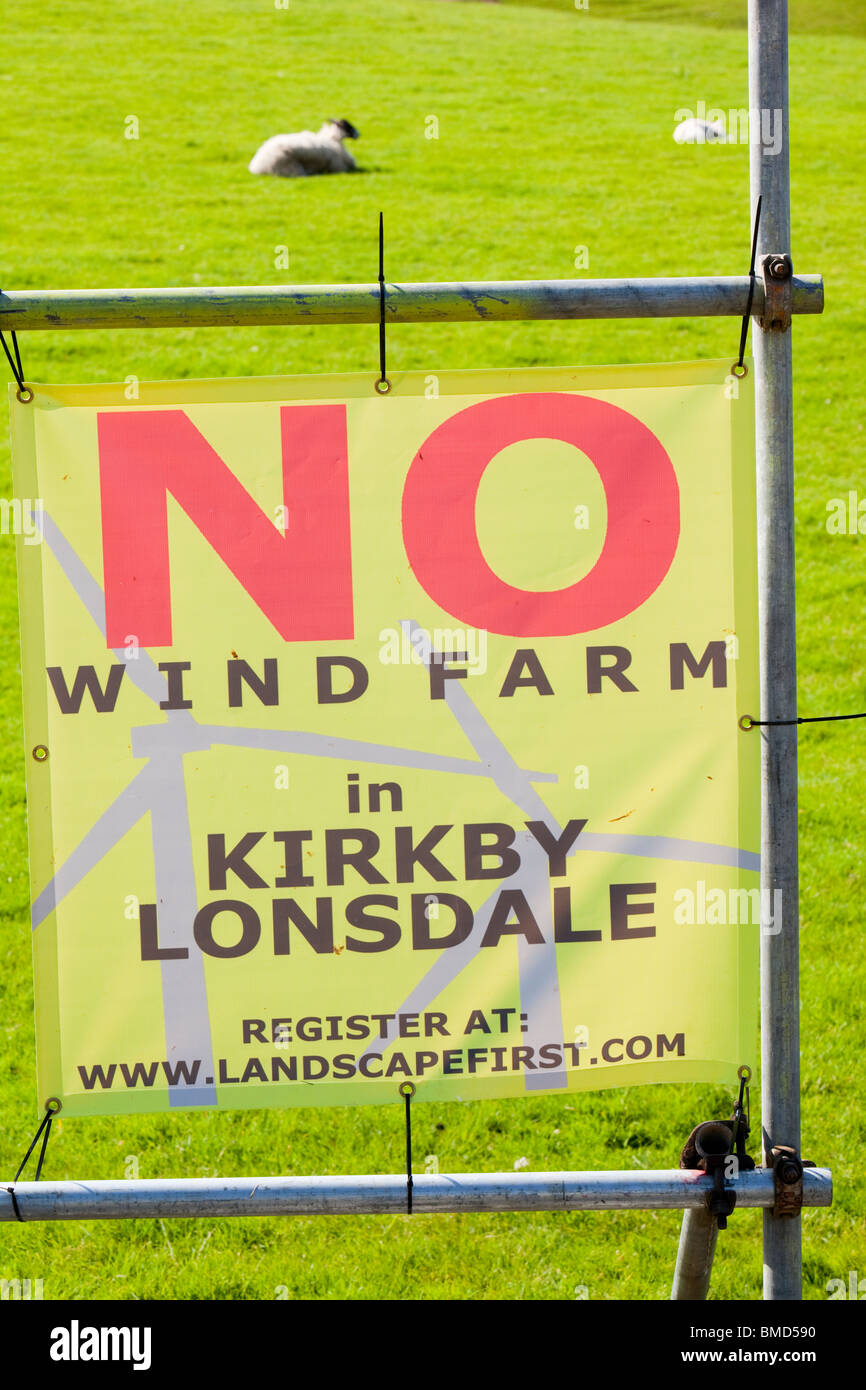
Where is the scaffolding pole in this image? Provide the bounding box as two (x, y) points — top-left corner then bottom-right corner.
(0, 275), (822, 331)
(671, 1208), (720, 1302)
(0, 1169), (832, 1223)
(749, 0), (803, 1302)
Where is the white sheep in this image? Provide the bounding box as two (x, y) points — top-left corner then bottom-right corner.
(248, 118), (360, 177)
(673, 117), (728, 144)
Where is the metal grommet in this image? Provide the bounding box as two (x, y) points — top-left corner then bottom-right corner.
(738, 715), (754, 731)
(731, 362), (748, 379)
(398, 1081), (415, 1098)
(45, 1097), (62, 1114)
(737, 1066), (752, 1083)
(32, 744), (49, 761)
(374, 377), (392, 395)
(16, 385), (34, 403)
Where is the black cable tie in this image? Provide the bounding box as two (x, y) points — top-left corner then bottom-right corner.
(7, 1098), (62, 1219)
(400, 1081), (415, 1213)
(375, 213), (391, 394)
(0, 292), (31, 400)
(1, 324), (32, 400)
(34, 1114), (54, 1182)
(740, 711), (866, 730)
(13, 1110), (53, 1183)
(5, 1187), (24, 1222)
(731, 1065), (753, 1170)
(732, 195), (762, 378)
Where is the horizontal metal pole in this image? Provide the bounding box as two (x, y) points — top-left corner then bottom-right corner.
(0, 275), (823, 332)
(0, 1168), (831, 1222)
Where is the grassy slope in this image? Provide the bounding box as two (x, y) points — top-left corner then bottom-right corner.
(0, 0), (863, 1300)
(499, 0), (866, 39)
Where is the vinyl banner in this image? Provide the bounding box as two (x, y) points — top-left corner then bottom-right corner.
(11, 363), (759, 1116)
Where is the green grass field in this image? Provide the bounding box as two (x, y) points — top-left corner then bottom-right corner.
(0, 0), (864, 1301)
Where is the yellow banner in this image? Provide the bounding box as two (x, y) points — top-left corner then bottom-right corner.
(11, 363), (759, 1116)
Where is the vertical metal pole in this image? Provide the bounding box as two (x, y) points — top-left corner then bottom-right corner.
(671, 1208), (719, 1301)
(748, 0), (801, 1299)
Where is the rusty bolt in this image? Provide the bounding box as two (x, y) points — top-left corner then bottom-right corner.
(767, 256), (791, 280)
(778, 1158), (801, 1184)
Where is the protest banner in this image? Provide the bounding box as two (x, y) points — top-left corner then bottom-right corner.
(10, 362), (758, 1115)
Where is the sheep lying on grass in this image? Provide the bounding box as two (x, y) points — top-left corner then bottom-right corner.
(248, 118), (361, 177)
(673, 117), (727, 144)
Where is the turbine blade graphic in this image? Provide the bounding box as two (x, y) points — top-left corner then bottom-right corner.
(31, 763), (156, 928)
(199, 724), (555, 783)
(37, 509), (169, 707)
(369, 622), (571, 1088)
(35, 513), (215, 1104)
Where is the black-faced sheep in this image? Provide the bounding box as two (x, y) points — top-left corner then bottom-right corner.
(248, 118), (360, 177)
